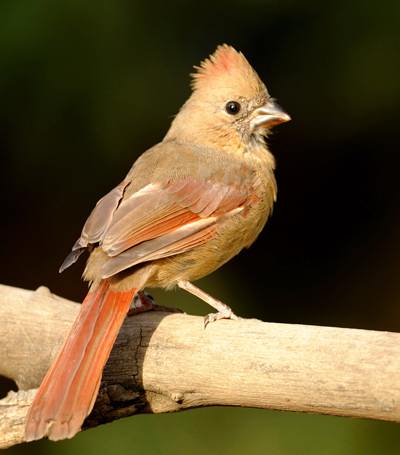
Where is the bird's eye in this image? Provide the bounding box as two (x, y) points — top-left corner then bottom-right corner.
(225, 101), (241, 115)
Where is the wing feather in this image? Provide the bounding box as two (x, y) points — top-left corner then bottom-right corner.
(61, 178), (250, 277)
(101, 217), (217, 277)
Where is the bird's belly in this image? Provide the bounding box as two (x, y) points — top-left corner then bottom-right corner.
(148, 200), (271, 288)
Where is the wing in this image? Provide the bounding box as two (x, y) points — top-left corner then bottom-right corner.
(60, 178), (249, 278)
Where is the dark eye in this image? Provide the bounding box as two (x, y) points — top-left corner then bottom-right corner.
(225, 101), (241, 115)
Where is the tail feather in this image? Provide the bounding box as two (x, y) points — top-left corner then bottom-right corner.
(25, 280), (137, 441)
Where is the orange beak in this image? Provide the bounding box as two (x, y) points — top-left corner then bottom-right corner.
(251, 101), (291, 130)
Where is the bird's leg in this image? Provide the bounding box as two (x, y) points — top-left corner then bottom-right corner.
(177, 280), (238, 327)
(128, 290), (156, 315)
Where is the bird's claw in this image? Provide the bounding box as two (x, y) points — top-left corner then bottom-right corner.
(128, 291), (156, 315)
(203, 309), (239, 328)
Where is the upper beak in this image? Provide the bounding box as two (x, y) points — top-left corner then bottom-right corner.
(251, 101), (291, 130)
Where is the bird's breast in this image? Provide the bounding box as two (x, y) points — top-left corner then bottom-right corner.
(147, 150), (276, 288)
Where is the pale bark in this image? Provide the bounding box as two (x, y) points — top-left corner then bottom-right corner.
(1, 283), (400, 448)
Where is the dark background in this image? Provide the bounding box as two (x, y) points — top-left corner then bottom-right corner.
(1, 1), (400, 454)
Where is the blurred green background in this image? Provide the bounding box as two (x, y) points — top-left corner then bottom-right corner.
(1, 0), (400, 453)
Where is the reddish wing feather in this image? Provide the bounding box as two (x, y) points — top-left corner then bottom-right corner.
(101, 217), (218, 278)
(101, 179), (247, 253)
(62, 179), (249, 278)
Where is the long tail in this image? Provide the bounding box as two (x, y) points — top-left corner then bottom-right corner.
(25, 280), (137, 441)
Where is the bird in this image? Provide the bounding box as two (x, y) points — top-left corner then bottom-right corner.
(24, 44), (290, 441)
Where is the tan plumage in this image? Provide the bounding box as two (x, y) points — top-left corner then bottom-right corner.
(25, 44), (290, 441)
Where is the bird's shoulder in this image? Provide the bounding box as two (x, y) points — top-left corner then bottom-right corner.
(124, 139), (255, 194)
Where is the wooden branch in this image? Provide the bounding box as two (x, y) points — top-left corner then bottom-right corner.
(1, 284), (400, 448)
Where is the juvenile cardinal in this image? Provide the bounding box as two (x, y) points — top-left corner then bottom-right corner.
(25, 44), (290, 441)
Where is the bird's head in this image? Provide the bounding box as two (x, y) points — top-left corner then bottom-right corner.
(165, 44), (290, 151)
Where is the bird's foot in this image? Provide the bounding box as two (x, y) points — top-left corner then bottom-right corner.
(128, 291), (156, 315)
(177, 280), (240, 329)
(204, 307), (239, 328)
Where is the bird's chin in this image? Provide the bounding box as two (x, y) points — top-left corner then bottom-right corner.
(249, 129), (269, 147)
(256, 126), (271, 138)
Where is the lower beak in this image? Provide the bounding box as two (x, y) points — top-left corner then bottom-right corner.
(251, 101), (291, 130)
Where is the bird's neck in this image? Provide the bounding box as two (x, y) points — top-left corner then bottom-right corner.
(245, 138), (276, 174)
(165, 124), (243, 153)
(165, 124), (275, 175)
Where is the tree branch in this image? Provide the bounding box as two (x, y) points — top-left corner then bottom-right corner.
(1, 283), (400, 448)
